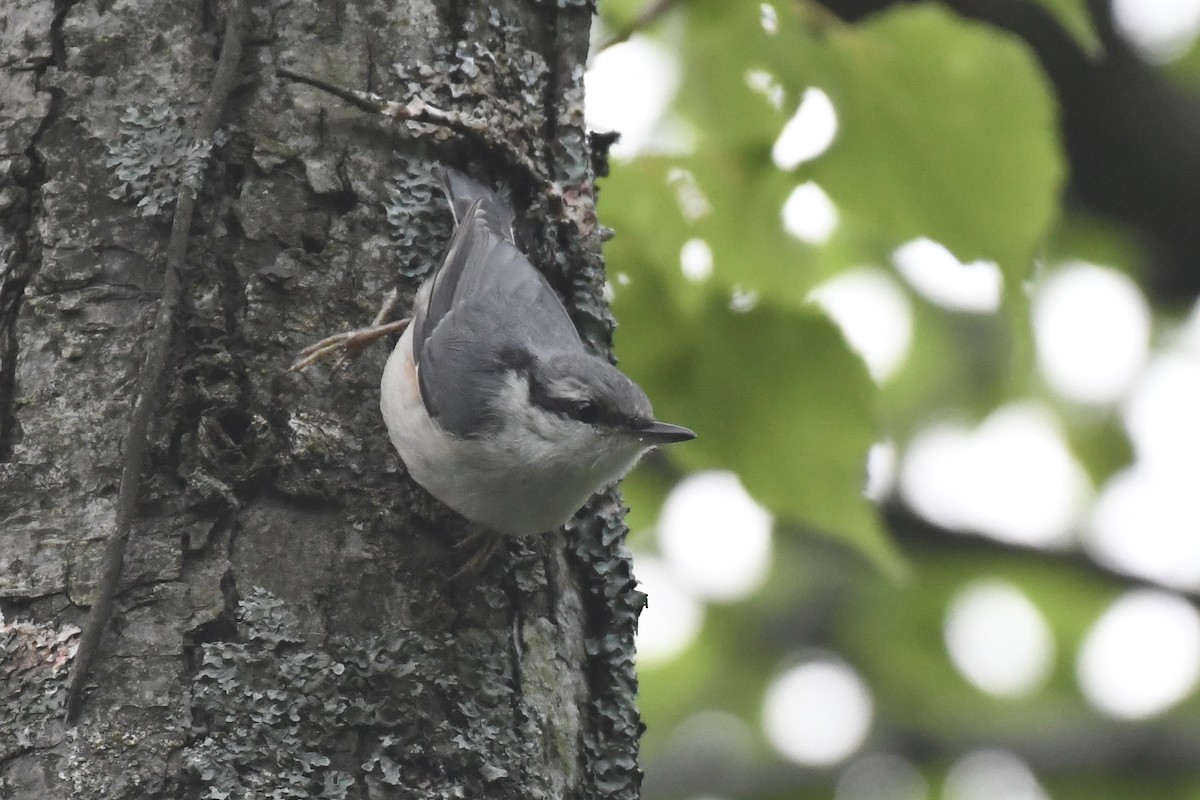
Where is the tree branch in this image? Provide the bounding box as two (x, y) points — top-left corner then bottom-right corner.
(275, 67), (545, 185)
(880, 502), (1200, 603)
(596, 0), (684, 52)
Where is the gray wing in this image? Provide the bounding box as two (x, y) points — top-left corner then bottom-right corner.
(412, 171), (581, 438)
(436, 167), (515, 239)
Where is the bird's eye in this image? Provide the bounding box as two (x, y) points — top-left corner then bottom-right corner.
(575, 401), (599, 424)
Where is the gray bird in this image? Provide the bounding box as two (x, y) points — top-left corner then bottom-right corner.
(294, 167), (694, 537)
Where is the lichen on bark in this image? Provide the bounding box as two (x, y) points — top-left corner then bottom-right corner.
(1, 0), (645, 797)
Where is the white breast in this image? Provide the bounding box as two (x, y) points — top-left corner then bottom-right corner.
(380, 326), (646, 535)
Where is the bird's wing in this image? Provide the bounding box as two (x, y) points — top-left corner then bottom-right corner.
(412, 176), (581, 438)
(437, 167), (516, 240)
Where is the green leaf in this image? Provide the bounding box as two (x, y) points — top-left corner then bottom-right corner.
(670, 2), (1064, 299)
(807, 5), (1064, 278)
(599, 150), (901, 574)
(1026, 0), (1103, 58)
(609, 262), (904, 576)
(599, 153), (883, 315)
(676, 2), (798, 149)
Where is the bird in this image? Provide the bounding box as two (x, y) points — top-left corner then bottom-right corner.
(292, 167), (695, 544)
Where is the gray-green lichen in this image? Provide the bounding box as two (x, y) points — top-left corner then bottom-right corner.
(386, 12), (549, 174)
(569, 491), (647, 800)
(182, 587), (559, 800)
(384, 158), (445, 279)
(0, 614), (78, 764)
(3, 0), (641, 797)
(105, 103), (225, 218)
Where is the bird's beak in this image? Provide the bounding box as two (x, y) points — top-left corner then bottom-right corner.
(635, 420), (697, 444)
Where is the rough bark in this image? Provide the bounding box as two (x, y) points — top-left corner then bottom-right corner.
(1, 1), (644, 798)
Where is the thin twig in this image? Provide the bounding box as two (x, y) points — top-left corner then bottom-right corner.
(64, 0), (250, 723)
(276, 67), (544, 184)
(596, 0), (683, 52)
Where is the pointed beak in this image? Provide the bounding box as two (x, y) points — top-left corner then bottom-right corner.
(635, 420), (697, 445)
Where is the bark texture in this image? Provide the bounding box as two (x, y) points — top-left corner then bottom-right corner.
(1, 1), (644, 798)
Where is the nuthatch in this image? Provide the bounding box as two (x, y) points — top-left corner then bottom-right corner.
(293, 168), (694, 538)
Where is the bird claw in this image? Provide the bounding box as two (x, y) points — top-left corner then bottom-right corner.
(288, 288), (410, 373)
(287, 318), (412, 373)
(449, 530), (504, 580)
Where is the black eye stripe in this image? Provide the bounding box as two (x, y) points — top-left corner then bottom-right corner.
(533, 393), (593, 420)
(527, 370), (645, 429)
(574, 400), (599, 424)
(528, 386), (629, 427)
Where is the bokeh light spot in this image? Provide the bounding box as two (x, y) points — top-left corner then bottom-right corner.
(585, 36), (680, 159)
(944, 581), (1055, 697)
(1077, 590), (1200, 719)
(809, 268), (913, 383)
(773, 87), (837, 170)
(729, 286), (760, 314)
(659, 471), (772, 602)
(763, 658), (873, 766)
(1112, 0), (1200, 62)
(667, 167), (712, 221)
(944, 751), (1049, 800)
(1122, 352), (1200, 469)
(865, 440), (897, 502)
(782, 181), (838, 244)
(892, 238), (1001, 313)
(680, 238), (714, 282)
(1087, 465), (1200, 591)
(633, 554), (704, 664)
(760, 3), (779, 35)
(900, 405), (1090, 548)
(1033, 262), (1150, 405)
(745, 69), (785, 110)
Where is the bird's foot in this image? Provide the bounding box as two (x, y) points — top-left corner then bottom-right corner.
(288, 318), (410, 372)
(449, 529), (504, 580)
(288, 289), (409, 372)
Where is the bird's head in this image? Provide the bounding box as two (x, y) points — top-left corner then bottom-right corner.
(491, 350), (694, 483)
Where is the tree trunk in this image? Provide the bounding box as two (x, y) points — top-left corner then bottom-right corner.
(1, 1), (644, 798)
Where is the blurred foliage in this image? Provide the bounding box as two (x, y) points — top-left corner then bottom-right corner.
(592, 0), (1200, 798)
(606, 2), (1068, 571)
(1027, 0), (1102, 57)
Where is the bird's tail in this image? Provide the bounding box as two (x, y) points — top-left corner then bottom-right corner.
(435, 166), (516, 242)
